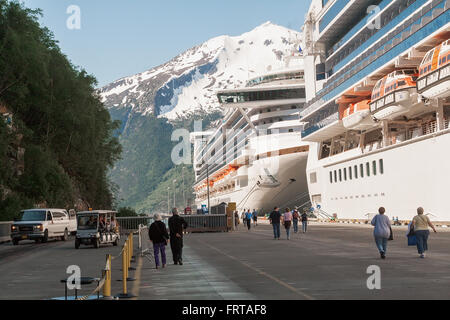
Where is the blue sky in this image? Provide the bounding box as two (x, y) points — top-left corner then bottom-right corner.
(21, 1), (309, 87)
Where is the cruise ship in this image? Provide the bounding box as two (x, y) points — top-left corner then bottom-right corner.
(191, 60), (310, 214)
(300, 0), (450, 220)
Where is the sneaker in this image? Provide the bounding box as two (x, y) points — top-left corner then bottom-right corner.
(178, 260), (183, 265)
(420, 254), (425, 259)
(380, 252), (386, 259)
(162, 264), (166, 268)
(174, 261), (178, 265)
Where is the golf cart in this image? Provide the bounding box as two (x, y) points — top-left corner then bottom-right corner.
(75, 210), (120, 249)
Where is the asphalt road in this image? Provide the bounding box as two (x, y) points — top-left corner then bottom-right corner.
(1, 223), (450, 300)
(0, 237), (130, 300)
(136, 223), (450, 300)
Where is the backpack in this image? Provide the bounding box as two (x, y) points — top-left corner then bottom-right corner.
(293, 211), (299, 220)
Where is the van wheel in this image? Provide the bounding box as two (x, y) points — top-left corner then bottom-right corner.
(12, 239), (19, 246)
(93, 238), (100, 249)
(42, 230), (48, 243)
(62, 229), (69, 241)
(75, 239), (80, 249)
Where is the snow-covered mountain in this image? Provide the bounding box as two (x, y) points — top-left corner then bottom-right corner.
(100, 22), (302, 121)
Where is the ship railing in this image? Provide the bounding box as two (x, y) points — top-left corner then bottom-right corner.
(281, 191), (311, 209)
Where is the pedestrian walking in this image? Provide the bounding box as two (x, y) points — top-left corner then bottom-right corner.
(370, 207), (391, 259)
(269, 207), (281, 240)
(148, 213), (169, 269)
(245, 210), (252, 231)
(241, 211), (246, 226)
(252, 209), (258, 227)
(234, 211), (239, 228)
(283, 208), (293, 240)
(168, 208), (188, 265)
(411, 207), (437, 258)
(292, 208), (299, 233)
(301, 210), (308, 233)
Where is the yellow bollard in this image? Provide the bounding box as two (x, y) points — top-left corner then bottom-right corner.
(103, 254), (112, 299)
(115, 239), (135, 299)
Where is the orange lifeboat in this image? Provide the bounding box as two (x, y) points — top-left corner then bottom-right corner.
(417, 39), (450, 99)
(342, 99), (374, 130)
(369, 69), (420, 120)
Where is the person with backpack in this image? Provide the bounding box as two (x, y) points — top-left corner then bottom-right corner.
(283, 208), (293, 240)
(252, 209), (258, 227)
(148, 213), (170, 269)
(292, 208), (300, 233)
(245, 209), (252, 231)
(301, 210), (309, 233)
(411, 207), (437, 258)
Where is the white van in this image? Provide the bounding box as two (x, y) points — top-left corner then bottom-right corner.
(10, 209), (75, 245)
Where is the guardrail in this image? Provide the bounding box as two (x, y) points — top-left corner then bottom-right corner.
(0, 221), (12, 243)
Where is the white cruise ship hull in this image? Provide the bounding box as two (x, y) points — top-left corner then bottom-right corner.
(306, 130), (450, 221)
(196, 150), (309, 214)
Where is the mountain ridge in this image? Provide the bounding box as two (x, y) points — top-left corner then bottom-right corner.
(100, 22), (302, 124)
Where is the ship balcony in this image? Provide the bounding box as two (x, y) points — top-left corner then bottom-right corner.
(249, 109), (300, 123)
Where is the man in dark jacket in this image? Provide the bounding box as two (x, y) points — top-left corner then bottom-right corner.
(149, 213), (169, 269)
(168, 208), (188, 265)
(269, 207), (281, 240)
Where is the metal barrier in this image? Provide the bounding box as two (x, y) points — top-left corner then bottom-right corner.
(138, 224), (154, 264)
(0, 221), (12, 243)
(116, 216), (169, 234)
(181, 214), (228, 233)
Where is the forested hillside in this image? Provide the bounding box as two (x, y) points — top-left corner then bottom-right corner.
(0, 1), (122, 220)
(110, 110), (221, 214)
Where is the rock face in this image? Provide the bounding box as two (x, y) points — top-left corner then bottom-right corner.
(100, 22), (302, 126)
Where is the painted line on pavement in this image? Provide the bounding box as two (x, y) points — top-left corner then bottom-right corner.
(131, 255), (143, 300)
(201, 241), (315, 300)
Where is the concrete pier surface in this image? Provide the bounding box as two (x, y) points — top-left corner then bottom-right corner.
(1, 223), (450, 300)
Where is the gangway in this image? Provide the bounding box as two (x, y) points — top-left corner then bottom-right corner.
(316, 209), (335, 221)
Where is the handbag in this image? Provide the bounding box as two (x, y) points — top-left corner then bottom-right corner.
(407, 225), (415, 237)
(407, 234), (417, 246)
(388, 226), (394, 241)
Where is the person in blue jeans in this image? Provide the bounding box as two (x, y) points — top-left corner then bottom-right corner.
(371, 207), (391, 259)
(292, 209), (299, 233)
(269, 207), (281, 240)
(411, 207), (437, 258)
(301, 210), (308, 233)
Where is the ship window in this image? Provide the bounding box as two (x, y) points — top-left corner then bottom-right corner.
(366, 162), (370, 177)
(360, 164), (364, 178)
(398, 80), (406, 86)
(310, 172), (317, 184)
(343, 168), (347, 181)
(330, 171), (333, 184)
(349, 166), (352, 180)
(334, 170), (337, 183)
(289, 129), (294, 133)
(372, 161), (377, 176)
(379, 159), (384, 174)
(339, 169), (342, 182)
(443, 56), (446, 63)
(428, 65), (431, 72)
(354, 165), (358, 179)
